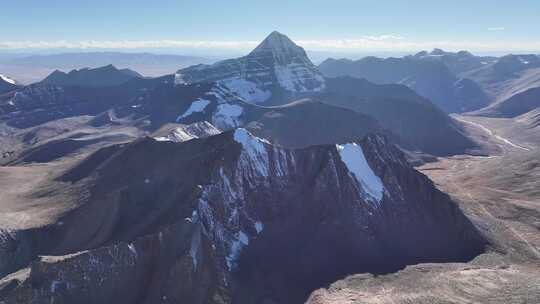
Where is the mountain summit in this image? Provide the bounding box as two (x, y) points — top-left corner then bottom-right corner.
(175, 31), (325, 105)
(249, 31), (308, 61)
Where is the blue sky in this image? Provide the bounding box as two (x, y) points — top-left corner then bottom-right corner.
(1, 0), (539, 53)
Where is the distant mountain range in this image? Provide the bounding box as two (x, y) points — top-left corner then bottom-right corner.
(0, 52), (215, 84)
(41, 65), (143, 87)
(318, 50), (490, 113)
(0, 32), (480, 157)
(462, 54), (540, 103)
(319, 50), (540, 116)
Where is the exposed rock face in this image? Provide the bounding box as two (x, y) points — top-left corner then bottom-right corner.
(175, 31), (325, 105)
(153, 121), (222, 142)
(0, 129), (486, 303)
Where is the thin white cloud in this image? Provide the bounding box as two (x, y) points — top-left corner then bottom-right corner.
(0, 34), (539, 52)
(488, 27), (505, 31)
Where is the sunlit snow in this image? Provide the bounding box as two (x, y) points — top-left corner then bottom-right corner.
(176, 99), (211, 121)
(337, 143), (384, 202)
(0, 74), (16, 85)
(219, 78), (271, 103)
(212, 103), (243, 130)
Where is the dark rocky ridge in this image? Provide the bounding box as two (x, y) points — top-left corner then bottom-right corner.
(0, 129), (487, 303)
(41, 64), (143, 87)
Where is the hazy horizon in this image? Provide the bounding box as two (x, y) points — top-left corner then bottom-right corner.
(2, 1), (540, 54)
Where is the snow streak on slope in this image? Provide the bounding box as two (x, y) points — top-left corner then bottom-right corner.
(218, 78), (271, 103)
(337, 143), (384, 202)
(212, 104), (244, 130)
(0, 74), (16, 84)
(176, 99), (211, 121)
(233, 128), (271, 177)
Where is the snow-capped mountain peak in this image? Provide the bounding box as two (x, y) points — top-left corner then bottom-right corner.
(175, 31), (325, 105)
(249, 31), (306, 60)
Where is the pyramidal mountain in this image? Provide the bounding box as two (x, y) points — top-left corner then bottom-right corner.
(0, 128), (485, 303)
(175, 31), (325, 105)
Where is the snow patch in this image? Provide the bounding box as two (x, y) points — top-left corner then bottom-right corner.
(274, 63), (325, 93)
(219, 78), (271, 103)
(176, 99), (211, 121)
(0, 74), (15, 85)
(337, 143), (384, 202)
(174, 73), (185, 85)
(127, 243), (137, 258)
(212, 103), (244, 130)
(233, 128), (270, 177)
(190, 228), (201, 270)
(255, 221), (264, 234)
(226, 231), (249, 271)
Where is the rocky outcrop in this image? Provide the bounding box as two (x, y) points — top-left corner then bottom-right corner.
(152, 121), (222, 143)
(0, 129), (486, 303)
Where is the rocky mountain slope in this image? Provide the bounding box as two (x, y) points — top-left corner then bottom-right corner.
(0, 128), (486, 303)
(319, 77), (478, 156)
(175, 31), (325, 105)
(0, 74), (176, 128)
(462, 54), (540, 103)
(41, 64), (143, 87)
(318, 55), (489, 113)
(244, 98), (391, 148)
(473, 86), (540, 118)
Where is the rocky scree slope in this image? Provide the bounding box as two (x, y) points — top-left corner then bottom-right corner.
(319, 76), (478, 156)
(0, 129), (486, 304)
